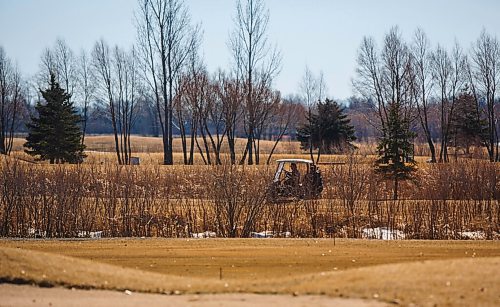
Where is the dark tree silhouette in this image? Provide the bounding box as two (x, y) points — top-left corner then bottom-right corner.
(24, 74), (85, 164)
(375, 102), (416, 200)
(449, 86), (488, 156)
(297, 98), (356, 162)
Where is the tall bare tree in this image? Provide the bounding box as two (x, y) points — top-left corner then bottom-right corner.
(54, 39), (78, 100)
(136, 0), (199, 165)
(430, 45), (452, 162)
(300, 66), (318, 107)
(299, 66), (327, 161)
(412, 28), (436, 162)
(38, 39), (78, 99)
(354, 27), (417, 199)
(175, 51), (208, 165)
(380, 27), (417, 129)
(266, 97), (302, 164)
(470, 30), (500, 162)
(0, 47), (24, 155)
(316, 71), (328, 102)
(252, 82), (280, 164)
(204, 71), (229, 165)
(217, 72), (243, 164)
(77, 49), (94, 145)
(92, 40), (139, 164)
(230, 0), (281, 165)
(430, 43), (466, 162)
(37, 40), (94, 146)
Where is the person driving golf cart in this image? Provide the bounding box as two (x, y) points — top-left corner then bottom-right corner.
(284, 162), (301, 188)
(267, 159), (323, 202)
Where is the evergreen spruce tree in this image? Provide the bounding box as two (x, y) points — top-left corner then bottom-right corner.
(24, 74), (86, 163)
(297, 99), (356, 162)
(449, 86), (488, 156)
(375, 102), (416, 200)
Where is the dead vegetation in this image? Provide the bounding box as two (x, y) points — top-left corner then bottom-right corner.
(0, 240), (499, 306)
(0, 153), (498, 239)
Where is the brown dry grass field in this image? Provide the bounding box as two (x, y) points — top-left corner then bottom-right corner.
(8, 135), (387, 165)
(11, 135), (304, 159)
(2, 135), (498, 306)
(8, 134), (476, 165)
(0, 239), (499, 306)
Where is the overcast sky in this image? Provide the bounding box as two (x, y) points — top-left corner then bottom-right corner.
(1, 0), (500, 99)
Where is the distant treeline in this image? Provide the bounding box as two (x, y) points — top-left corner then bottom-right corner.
(1, 0), (499, 164)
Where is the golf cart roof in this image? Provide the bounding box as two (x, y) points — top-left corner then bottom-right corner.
(276, 159), (314, 164)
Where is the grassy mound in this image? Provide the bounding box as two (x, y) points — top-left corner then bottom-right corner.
(0, 247), (220, 293)
(1, 245), (498, 306)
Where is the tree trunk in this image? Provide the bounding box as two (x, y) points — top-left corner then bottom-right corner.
(266, 133), (284, 165)
(393, 175), (398, 200)
(228, 133), (236, 165)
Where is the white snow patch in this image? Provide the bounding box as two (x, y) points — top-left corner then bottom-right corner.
(362, 227), (405, 240)
(458, 231), (486, 240)
(250, 231), (291, 238)
(27, 228), (46, 238)
(192, 231), (216, 238)
(77, 230), (103, 239)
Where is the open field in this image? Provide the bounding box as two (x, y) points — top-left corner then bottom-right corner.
(9, 135), (440, 165)
(8, 136), (344, 166)
(0, 239), (499, 306)
(1, 151), (498, 239)
(2, 135), (499, 305)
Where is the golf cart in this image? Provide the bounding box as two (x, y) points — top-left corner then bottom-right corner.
(267, 159), (323, 202)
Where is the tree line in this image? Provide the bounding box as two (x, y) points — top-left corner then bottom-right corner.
(353, 27), (500, 163)
(0, 1), (499, 165)
(1, 0), (305, 165)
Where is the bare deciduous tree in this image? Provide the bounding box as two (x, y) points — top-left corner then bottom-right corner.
(217, 72), (243, 164)
(54, 39), (78, 100)
(299, 66), (328, 161)
(204, 71), (228, 165)
(38, 39), (78, 99)
(316, 71), (328, 102)
(77, 49), (94, 145)
(92, 40), (139, 164)
(175, 51), (208, 165)
(136, 0), (200, 165)
(354, 27), (417, 141)
(252, 83), (280, 164)
(0, 47), (24, 155)
(430, 43), (466, 162)
(354, 27), (417, 199)
(37, 39), (94, 147)
(412, 28), (436, 162)
(266, 97), (302, 164)
(230, 0), (281, 165)
(470, 30), (500, 162)
(430, 45), (452, 162)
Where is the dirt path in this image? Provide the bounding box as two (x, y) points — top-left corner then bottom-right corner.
(0, 284), (387, 307)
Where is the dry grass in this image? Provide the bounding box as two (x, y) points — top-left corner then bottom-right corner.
(10, 135), (302, 155)
(1, 238), (498, 280)
(0, 239), (499, 306)
(8, 135), (406, 165)
(4, 136), (498, 306)
(0, 155), (498, 239)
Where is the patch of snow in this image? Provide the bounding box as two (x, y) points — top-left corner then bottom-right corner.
(77, 230), (103, 239)
(458, 231), (486, 240)
(250, 231), (291, 238)
(192, 231), (216, 238)
(27, 228), (47, 238)
(362, 227), (405, 240)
